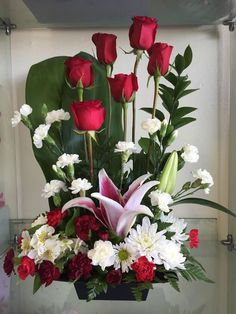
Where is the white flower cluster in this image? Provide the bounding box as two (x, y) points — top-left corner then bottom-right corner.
(11, 104), (32, 127)
(87, 217), (186, 273)
(45, 109), (70, 125)
(42, 180), (67, 198)
(141, 118), (161, 135)
(181, 144), (199, 163)
(33, 124), (51, 148)
(56, 153), (81, 168)
(149, 190), (173, 212)
(69, 178), (92, 194)
(192, 168), (214, 194)
(114, 141), (137, 154)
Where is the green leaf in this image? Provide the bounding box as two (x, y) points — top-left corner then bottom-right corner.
(175, 54), (185, 75)
(165, 273), (180, 292)
(65, 208), (79, 237)
(159, 91), (174, 113)
(86, 278), (108, 301)
(172, 117), (196, 129)
(172, 197), (236, 217)
(140, 107), (165, 121)
(33, 273), (42, 294)
(184, 45), (193, 68)
(131, 282), (153, 301)
(177, 88), (199, 99)
(172, 107), (197, 122)
(180, 263), (213, 283)
(174, 79), (191, 100)
(138, 137), (150, 154)
(164, 72), (177, 86)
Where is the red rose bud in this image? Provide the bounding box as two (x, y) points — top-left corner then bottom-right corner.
(106, 269), (122, 285)
(65, 56), (94, 88)
(47, 208), (67, 228)
(17, 256), (35, 280)
(38, 261), (61, 287)
(131, 256), (156, 282)
(70, 100), (106, 131)
(148, 42), (173, 76)
(92, 33), (117, 65)
(107, 73), (138, 103)
(68, 253), (92, 281)
(189, 229), (199, 249)
(3, 248), (14, 276)
(129, 16), (158, 51)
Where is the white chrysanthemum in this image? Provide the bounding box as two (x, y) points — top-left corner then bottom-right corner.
(19, 104), (32, 117)
(46, 109), (70, 124)
(149, 190), (173, 212)
(56, 153), (81, 168)
(126, 217), (166, 262)
(42, 180), (67, 198)
(141, 118), (161, 135)
(181, 144), (199, 163)
(33, 124), (51, 148)
(160, 212), (188, 243)
(31, 214), (48, 227)
(11, 111), (21, 127)
(114, 141), (137, 153)
(158, 240), (186, 270)
(192, 168), (214, 194)
(20, 230), (31, 256)
(88, 240), (115, 271)
(69, 178), (92, 194)
(73, 238), (88, 254)
(113, 242), (136, 273)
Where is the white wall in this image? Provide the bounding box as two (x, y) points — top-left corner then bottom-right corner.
(9, 26), (225, 219)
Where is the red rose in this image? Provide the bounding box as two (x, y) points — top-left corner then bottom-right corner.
(107, 73), (138, 103)
(131, 256), (155, 282)
(17, 256), (35, 280)
(189, 229), (199, 249)
(92, 33), (117, 65)
(75, 215), (100, 241)
(147, 42), (173, 76)
(65, 56), (94, 88)
(70, 100), (106, 131)
(106, 269), (122, 285)
(68, 253), (92, 281)
(38, 261), (61, 287)
(3, 248), (14, 276)
(47, 208), (67, 228)
(98, 231), (109, 241)
(129, 16), (158, 51)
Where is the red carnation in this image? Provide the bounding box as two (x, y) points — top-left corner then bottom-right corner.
(131, 256), (155, 282)
(17, 256), (35, 280)
(47, 208), (67, 228)
(3, 248), (15, 276)
(98, 231), (109, 241)
(65, 56), (94, 88)
(189, 229), (199, 249)
(75, 215), (100, 241)
(106, 269), (122, 285)
(68, 253), (92, 281)
(38, 261), (61, 287)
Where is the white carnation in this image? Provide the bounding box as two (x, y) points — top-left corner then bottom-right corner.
(42, 180), (67, 198)
(31, 214), (48, 227)
(192, 168), (214, 194)
(46, 109), (70, 124)
(149, 190), (173, 212)
(141, 118), (161, 135)
(69, 178), (92, 194)
(19, 104), (32, 117)
(181, 144), (199, 163)
(56, 153), (81, 168)
(33, 124), (51, 148)
(88, 240), (115, 271)
(11, 111), (21, 127)
(114, 141), (137, 153)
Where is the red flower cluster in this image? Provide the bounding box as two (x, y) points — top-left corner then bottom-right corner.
(131, 256), (156, 282)
(38, 261), (61, 287)
(3, 248), (14, 276)
(47, 208), (68, 228)
(189, 229), (199, 249)
(106, 269), (122, 285)
(68, 253), (92, 281)
(75, 214), (100, 241)
(17, 256), (35, 280)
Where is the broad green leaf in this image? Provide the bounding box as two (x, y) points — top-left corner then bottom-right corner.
(184, 45), (193, 68)
(175, 54), (185, 75)
(172, 117), (196, 129)
(65, 208), (79, 237)
(172, 197), (236, 217)
(33, 273), (42, 294)
(138, 137), (151, 154)
(140, 107), (165, 121)
(159, 91), (174, 113)
(176, 88), (199, 99)
(172, 107), (197, 122)
(174, 79), (191, 99)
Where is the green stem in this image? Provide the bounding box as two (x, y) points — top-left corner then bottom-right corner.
(132, 52), (142, 143)
(173, 187), (202, 201)
(78, 86), (84, 102)
(106, 65), (113, 138)
(85, 132), (94, 183)
(123, 103), (128, 141)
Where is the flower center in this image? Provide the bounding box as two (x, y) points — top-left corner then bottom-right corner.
(140, 234), (153, 248)
(118, 249), (129, 261)
(37, 231), (48, 243)
(21, 239), (30, 251)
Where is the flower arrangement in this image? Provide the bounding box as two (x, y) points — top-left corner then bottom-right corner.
(4, 16), (235, 301)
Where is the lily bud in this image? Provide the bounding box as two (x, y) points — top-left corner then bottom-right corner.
(167, 130), (178, 146)
(52, 165), (66, 180)
(158, 151), (178, 194)
(67, 164), (75, 180)
(53, 194), (61, 207)
(160, 119), (168, 138)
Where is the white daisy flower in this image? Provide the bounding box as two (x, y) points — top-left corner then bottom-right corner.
(141, 118), (161, 135)
(56, 153), (81, 168)
(46, 109), (70, 124)
(33, 124), (51, 148)
(114, 141), (137, 153)
(192, 168), (214, 194)
(69, 178), (92, 194)
(42, 180), (67, 198)
(87, 240), (115, 271)
(19, 104), (32, 117)
(149, 190), (173, 212)
(181, 144), (199, 163)
(11, 111), (21, 127)
(113, 242), (136, 273)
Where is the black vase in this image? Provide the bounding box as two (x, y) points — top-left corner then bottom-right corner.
(74, 281), (149, 301)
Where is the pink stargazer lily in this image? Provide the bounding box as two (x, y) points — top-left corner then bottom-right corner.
(62, 169), (158, 237)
